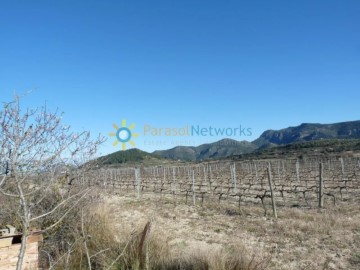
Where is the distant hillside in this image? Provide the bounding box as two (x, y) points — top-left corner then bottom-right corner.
(153, 139), (257, 161)
(233, 139), (360, 160)
(253, 120), (360, 148)
(97, 148), (164, 165)
(98, 120), (360, 164)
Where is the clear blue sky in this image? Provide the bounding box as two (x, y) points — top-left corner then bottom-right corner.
(1, 0), (359, 154)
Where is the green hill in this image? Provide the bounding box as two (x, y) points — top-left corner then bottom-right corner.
(97, 148), (164, 165)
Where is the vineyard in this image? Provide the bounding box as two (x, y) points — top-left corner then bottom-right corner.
(77, 157), (360, 213)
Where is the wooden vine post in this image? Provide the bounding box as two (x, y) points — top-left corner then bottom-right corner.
(192, 170), (196, 206)
(267, 162), (278, 219)
(319, 162), (324, 209)
(135, 168), (141, 199)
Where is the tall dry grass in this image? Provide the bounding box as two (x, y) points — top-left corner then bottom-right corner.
(38, 197), (270, 269)
(1, 186), (269, 269)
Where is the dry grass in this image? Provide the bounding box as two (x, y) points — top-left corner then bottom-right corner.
(2, 187), (359, 269)
(32, 189), (269, 269)
(104, 192), (360, 270)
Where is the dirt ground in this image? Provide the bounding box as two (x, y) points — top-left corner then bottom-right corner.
(104, 192), (360, 270)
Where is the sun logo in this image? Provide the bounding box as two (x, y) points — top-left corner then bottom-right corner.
(109, 119), (139, 150)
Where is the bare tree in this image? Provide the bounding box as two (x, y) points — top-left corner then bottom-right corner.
(0, 95), (104, 269)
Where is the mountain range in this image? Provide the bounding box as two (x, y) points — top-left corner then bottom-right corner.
(253, 120), (360, 148)
(153, 139), (257, 161)
(100, 120), (360, 163)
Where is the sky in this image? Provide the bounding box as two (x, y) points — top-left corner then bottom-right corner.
(0, 0), (359, 154)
